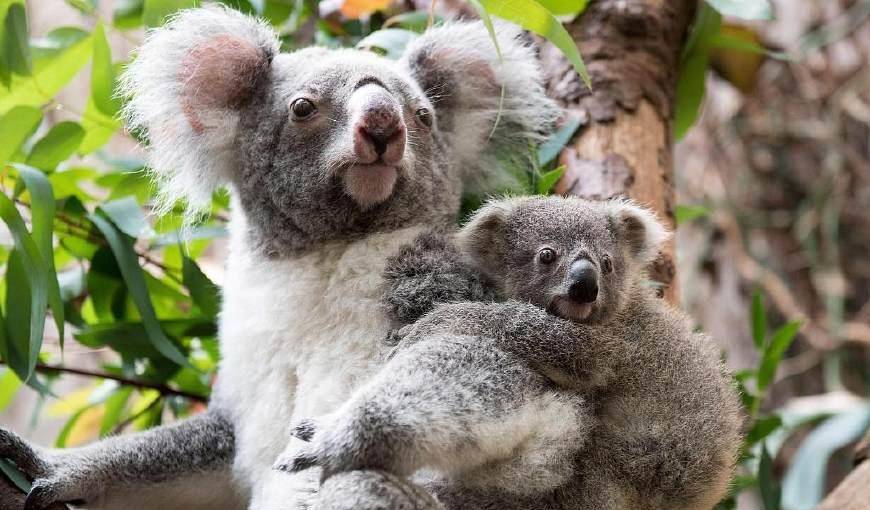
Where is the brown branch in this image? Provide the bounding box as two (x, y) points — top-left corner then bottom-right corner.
(14, 362), (209, 403)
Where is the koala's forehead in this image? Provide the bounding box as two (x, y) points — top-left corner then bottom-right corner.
(507, 198), (616, 251)
(271, 48), (423, 102)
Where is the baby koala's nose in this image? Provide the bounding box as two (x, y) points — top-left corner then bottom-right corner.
(568, 259), (598, 303)
(353, 101), (406, 165)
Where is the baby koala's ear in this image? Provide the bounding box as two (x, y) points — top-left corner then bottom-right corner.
(120, 6), (279, 215)
(399, 22), (558, 190)
(607, 199), (670, 264)
(456, 198), (522, 274)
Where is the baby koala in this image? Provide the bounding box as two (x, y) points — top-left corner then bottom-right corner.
(275, 196), (742, 509)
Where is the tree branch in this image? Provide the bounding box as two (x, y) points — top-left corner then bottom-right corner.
(6, 362), (209, 403)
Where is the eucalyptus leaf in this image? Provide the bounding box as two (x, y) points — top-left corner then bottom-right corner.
(1, 3), (31, 78)
(357, 29), (418, 60)
(751, 290), (767, 350)
(91, 22), (121, 117)
(0, 105), (41, 163)
(25, 121), (85, 171)
(537, 117), (582, 167)
(757, 321), (802, 391)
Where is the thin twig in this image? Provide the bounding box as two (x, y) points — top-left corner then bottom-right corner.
(10, 362), (209, 403)
(111, 395), (163, 435)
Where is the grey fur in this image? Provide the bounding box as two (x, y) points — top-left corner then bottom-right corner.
(279, 196), (742, 510)
(0, 411), (239, 510)
(1, 6), (557, 510)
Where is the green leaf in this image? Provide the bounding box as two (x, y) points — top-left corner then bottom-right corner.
(65, 0), (96, 13)
(535, 0), (589, 16)
(100, 386), (133, 436)
(537, 116), (582, 167)
(477, 0), (590, 88)
(706, 0), (773, 21)
(0, 193), (48, 382)
(751, 289), (767, 350)
(0, 105), (41, 163)
(357, 29), (418, 60)
(745, 414), (782, 446)
(80, 95), (122, 155)
(1, 3), (31, 79)
(14, 164), (64, 346)
(0, 367), (21, 411)
(0, 31), (92, 113)
(0, 458), (29, 492)
(101, 196), (155, 239)
(383, 11), (439, 33)
(674, 204), (711, 225)
(182, 256), (220, 318)
(758, 442), (780, 510)
(55, 406), (89, 447)
(675, 4), (721, 140)
(756, 320), (801, 391)
(143, 0), (198, 27)
(536, 165), (566, 195)
(89, 213), (191, 367)
(710, 32), (791, 61)
(91, 22), (121, 117)
(114, 0), (144, 29)
(25, 121), (85, 171)
(781, 406), (870, 510)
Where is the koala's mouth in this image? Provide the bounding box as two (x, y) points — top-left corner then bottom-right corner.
(548, 296), (595, 322)
(342, 163), (400, 209)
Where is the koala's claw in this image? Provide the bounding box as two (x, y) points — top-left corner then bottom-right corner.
(23, 482), (57, 510)
(273, 450), (318, 473)
(290, 420), (317, 442)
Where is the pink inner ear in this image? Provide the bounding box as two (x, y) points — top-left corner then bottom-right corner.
(179, 35), (266, 134)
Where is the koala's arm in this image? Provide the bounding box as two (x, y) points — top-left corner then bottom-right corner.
(382, 230), (498, 326)
(396, 300), (627, 390)
(0, 410), (242, 510)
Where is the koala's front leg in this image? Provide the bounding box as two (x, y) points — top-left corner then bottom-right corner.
(1, 410), (240, 510)
(382, 230), (498, 326)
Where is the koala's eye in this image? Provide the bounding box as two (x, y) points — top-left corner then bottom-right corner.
(291, 98), (317, 120)
(601, 255), (613, 274)
(538, 247), (557, 265)
(415, 107), (432, 128)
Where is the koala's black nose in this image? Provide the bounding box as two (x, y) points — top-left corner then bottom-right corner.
(568, 259), (598, 303)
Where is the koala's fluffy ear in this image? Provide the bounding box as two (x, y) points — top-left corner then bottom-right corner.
(607, 199), (670, 264)
(399, 22), (558, 191)
(456, 198), (523, 275)
(120, 6), (278, 215)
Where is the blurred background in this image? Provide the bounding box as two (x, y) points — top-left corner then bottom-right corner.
(0, 1), (867, 509)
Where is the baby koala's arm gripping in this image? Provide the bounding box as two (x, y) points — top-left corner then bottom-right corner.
(398, 300), (626, 391)
(382, 230), (498, 326)
(0, 410), (238, 510)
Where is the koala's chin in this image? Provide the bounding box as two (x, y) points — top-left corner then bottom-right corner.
(548, 296), (596, 323)
(343, 163), (400, 209)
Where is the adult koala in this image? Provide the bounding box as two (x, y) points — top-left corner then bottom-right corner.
(0, 5), (557, 510)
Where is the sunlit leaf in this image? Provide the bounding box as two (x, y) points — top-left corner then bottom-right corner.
(89, 213), (191, 367)
(706, 0), (773, 21)
(0, 367), (21, 411)
(383, 11), (439, 32)
(756, 321), (801, 391)
(477, 0), (590, 88)
(91, 22), (121, 117)
(535, 0), (588, 16)
(65, 0), (96, 13)
(25, 121), (85, 171)
(100, 386), (133, 436)
(674, 204), (711, 225)
(536, 166), (565, 195)
(114, 0), (144, 29)
(0, 105), (41, 163)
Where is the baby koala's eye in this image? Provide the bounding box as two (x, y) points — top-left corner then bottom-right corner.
(538, 247), (557, 265)
(415, 107), (432, 128)
(601, 255), (613, 274)
(291, 98), (317, 120)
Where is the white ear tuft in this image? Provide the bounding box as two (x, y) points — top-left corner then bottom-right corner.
(119, 6), (279, 218)
(400, 21), (559, 194)
(606, 198), (671, 264)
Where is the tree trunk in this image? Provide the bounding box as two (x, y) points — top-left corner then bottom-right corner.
(542, 0), (696, 303)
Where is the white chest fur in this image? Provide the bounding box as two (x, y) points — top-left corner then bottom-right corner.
(215, 216), (425, 489)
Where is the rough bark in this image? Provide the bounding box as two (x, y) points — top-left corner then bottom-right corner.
(542, 0), (696, 303)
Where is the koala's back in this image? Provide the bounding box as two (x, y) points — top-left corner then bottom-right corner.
(572, 295), (742, 510)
